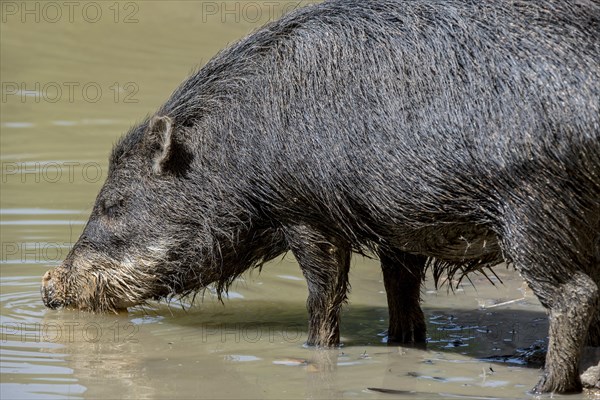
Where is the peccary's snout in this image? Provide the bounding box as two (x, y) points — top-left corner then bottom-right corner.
(41, 269), (63, 309)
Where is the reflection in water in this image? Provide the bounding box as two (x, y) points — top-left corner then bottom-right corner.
(299, 349), (339, 399)
(43, 328), (155, 399)
(2, 383), (86, 400)
(0, 292), (83, 399)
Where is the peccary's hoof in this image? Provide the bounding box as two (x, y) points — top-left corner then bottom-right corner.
(385, 334), (427, 349)
(532, 373), (582, 394)
(302, 341), (343, 349)
(581, 362), (600, 389)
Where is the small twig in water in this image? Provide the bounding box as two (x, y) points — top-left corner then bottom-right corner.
(480, 297), (525, 309)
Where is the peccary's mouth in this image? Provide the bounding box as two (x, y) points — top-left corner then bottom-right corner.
(41, 265), (161, 312)
(41, 270), (66, 309)
(40, 284), (63, 309)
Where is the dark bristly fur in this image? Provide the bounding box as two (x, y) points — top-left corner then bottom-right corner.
(41, 0), (599, 394)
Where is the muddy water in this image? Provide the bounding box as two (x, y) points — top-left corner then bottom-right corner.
(1, 2), (598, 399)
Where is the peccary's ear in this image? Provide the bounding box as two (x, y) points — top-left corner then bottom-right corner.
(146, 115), (193, 176)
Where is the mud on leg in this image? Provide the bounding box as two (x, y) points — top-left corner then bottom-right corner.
(501, 214), (598, 393)
(285, 225), (351, 347)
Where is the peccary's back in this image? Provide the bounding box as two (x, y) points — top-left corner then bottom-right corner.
(165, 0), (600, 229)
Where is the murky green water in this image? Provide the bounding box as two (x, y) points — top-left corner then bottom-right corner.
(1, 1), (598, 399)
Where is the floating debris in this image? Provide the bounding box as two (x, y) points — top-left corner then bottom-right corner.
(367, 387), (418, 395)
(273, 357), (308, 366)
(479, 342), (546, 367)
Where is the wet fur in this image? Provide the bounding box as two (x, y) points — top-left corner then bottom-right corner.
(43, 0), (599, 393)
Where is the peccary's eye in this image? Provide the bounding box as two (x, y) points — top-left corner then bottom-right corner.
(103, 198), (124, 218)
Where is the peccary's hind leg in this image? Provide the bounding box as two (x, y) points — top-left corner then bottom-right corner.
(587, 255), (600, 347)
(534, 272), (598, 393)
(501, 211), (599, 394)
(285, 225), (351, 347)
(379, 248), (427, 344)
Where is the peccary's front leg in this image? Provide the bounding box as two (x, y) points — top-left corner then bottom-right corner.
(379, 248), (427, 344)
(285, 225), (351, 347)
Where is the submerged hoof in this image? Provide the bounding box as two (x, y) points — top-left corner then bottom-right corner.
(532, 373), (583, 394)
(581, 362), (600, 389)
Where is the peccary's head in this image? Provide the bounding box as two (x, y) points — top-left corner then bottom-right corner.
(41, 116), (282, 312)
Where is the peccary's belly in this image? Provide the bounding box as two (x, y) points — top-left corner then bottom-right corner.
(392, 224), (502, 263)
